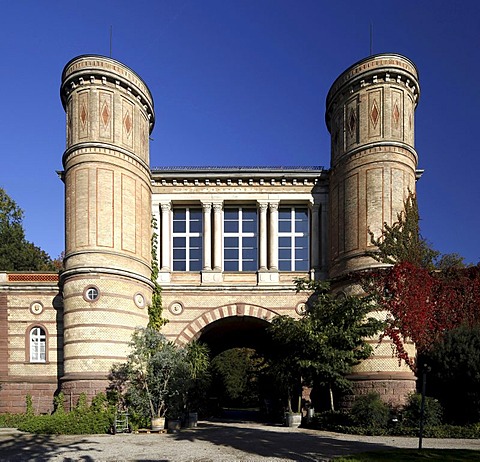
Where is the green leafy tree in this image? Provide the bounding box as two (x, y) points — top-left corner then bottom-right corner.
(0, 187), (55, 271)
(109, 330), (210, 425)
(368, 191), (439, 269)
(420, 324), (480, 424)
(109, 328), (188, 422)
(435, 252), (467, 270)
(211, 347), (265, 407)
(267, 279), (384, 412)
(182, 341), (211, 414)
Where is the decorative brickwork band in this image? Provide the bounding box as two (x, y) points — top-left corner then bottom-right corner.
(8, 273), (59, 282)
(176, 304), (278, 345)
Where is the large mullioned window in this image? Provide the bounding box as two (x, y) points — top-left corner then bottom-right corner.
(224, 207), (258, 271)
(30, 326), (46, 363)
(172, 208), (203, 271)
(278, 207), (309, 271)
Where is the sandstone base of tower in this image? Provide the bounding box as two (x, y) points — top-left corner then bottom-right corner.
(0, 380), (58, 414)
(343, 372), (416, 408)
(60, 374), (110, 411)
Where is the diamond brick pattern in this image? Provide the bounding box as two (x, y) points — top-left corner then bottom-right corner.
(393, 102), (400, 127)
(370, 99), (379, 128)
(101, 101), (110, 127)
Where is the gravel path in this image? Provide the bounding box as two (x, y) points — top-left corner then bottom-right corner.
(1, 420), (480, 461)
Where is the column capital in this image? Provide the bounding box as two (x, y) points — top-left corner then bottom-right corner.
(160, 202), (171, 212)
(212, 202), (223, 212)
(202, 202), (212, 212)
(269, 202), (279, 212)
(258, 201), (269, 211)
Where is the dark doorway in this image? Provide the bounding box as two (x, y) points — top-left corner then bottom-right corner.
(199, 315), (271, 356)
(197, 316), (280, 422)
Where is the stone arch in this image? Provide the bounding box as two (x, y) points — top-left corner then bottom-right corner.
(176, 303), (278, 345)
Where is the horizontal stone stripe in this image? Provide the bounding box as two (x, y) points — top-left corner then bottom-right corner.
(63, 323), (138, 331)
(62, 291), (139, 301)
(9, 347), (61, 353)
(63, 354), (127, 361)
(60, 372), (109, 381)
(0, 376), (58, 383)
(162, 292), (298, 301)
(8, 332), (61, 338)
(346, 371), (415, 381)
(63, 308), (147, 321)
(8, 359), (59, 364)
(63, 338), (129, 346)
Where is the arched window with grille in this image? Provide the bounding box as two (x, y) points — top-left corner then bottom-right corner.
(29, 326), (46, 363)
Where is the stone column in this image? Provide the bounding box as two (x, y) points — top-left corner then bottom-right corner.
(213, 202), (223, 271)
(320, 199), (328, 275)
(310, 203), (320, 272)
(258, 202), (268, 270)
(268, 202), (279, 271)
(160, 202), (171, 271)
(202, 202), (212, 271)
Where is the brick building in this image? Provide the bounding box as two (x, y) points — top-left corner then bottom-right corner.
(0, 53), (419, 413)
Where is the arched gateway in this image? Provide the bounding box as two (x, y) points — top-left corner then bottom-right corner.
(176, 303), (277, 346)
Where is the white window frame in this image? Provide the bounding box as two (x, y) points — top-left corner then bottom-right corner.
(278, 206), (310, 271)
(30, 326), (46, 363)
(172, 207), (203, 271)
(223, 207), (258, 271)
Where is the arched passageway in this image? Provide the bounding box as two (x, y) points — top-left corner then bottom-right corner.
(192, 315), (280, 421)
(197, 315), (271, 357)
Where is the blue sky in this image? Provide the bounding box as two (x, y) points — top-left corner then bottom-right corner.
(0, 0), (479, 264)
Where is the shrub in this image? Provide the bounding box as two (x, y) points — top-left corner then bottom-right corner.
(53, 392), (65, 414)
(17, 410), (112, 435)
(0, 413), (27, 428)
(402, 392), (443, 427)
(12, 392), (115, 435)
(310, 410), (352, 429)
(350, 393), (390, 429)
(25, 394), (34, 417)
(421, 324), (480, 424)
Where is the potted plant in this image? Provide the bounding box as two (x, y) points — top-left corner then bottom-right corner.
(109, 328), (187, 431)
(283, 376), (303, 428)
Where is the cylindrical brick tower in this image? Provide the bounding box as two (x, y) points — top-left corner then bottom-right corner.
(326, 54), (420, 278)
(326, 54), (420, 404)
(59, 56), (155, 402)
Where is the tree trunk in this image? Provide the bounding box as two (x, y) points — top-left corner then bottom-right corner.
(329, 386), (335, 412)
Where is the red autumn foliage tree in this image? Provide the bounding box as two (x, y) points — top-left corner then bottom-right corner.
(366, 261), (480, 370)
(364, 191), (480, 370)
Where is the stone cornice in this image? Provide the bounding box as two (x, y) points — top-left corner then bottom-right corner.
(151, 166), (328, 188)
(62, 143), (151, 177)
(60, 55), (155, 131)
(332, 142), (419, 166)
(60, 263), (154, 289)
(326, 54), (420, 130)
